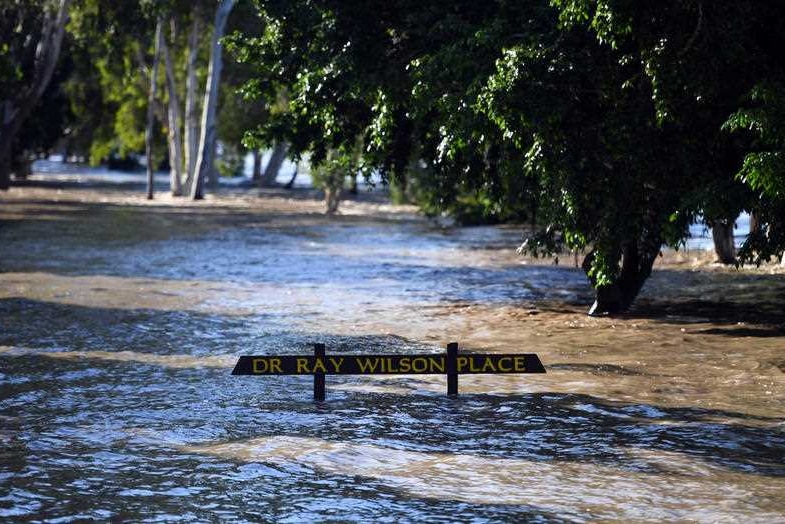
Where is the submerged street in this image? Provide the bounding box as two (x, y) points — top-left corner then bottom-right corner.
(1, 180), (784, 522)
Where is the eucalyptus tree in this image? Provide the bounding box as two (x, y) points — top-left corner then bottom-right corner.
(190, 0), (235, 199)
(144, 19), (163, 199)
(160, 16), (184, 196)
(67, 0), (246, 198)
(67, 0), (165, 170)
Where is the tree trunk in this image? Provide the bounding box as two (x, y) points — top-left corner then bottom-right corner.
(10, 151), (33, 180)
(749, 210), (760, 236)
(711, 220), (736, 264)
(146, 20), (163, 200)
(260, 142), (288, 187)
(583, 234), (661, 316)
(191, 0), (235, 200)
(252, 150), (262, 181)
(161, 22), (183, 197)
(207, 140), (219, 189)
(183, 10), (201, 195)
(284, 162), (298, 189)
(325, 186), (341, 214)
(0, 116), (14, 189)
(349, 172), (359, 195)
(0, 0), (71, 190)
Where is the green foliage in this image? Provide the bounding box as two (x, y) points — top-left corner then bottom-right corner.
(723, 80), (785, 265)
(1, 0), (78, 163)
(8, 0), (785, 308)
(311, 149), (351, 194)
(724, 81), (785, 198)
(0, 1), (47, 93)
(50, 0), (161, 164)
(216, 144), (244, 177)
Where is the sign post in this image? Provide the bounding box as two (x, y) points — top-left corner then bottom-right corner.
(232, 342), (546, 400)
(314, 343), (326, 402)
(446, 342), (458, 396)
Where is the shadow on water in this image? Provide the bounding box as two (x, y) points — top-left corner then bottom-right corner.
(10, 175), (392, 204)
(9, 177), (170, 193)
(3, 188), (785, 519)
(0, 298), (443, 358)
(2, 310), (783, 479)
(630, 270), (785, 327)
(0, 216), (594, 306)
(631, 293), (785, 327)
(2, 292), (785, 519)
(4, 195), (784, 321)
(0, 297), (288, 357)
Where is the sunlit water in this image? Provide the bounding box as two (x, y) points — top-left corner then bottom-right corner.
(1, 180), (784, 522)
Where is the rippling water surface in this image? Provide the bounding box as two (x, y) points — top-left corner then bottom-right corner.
(1, 183), (784, 522)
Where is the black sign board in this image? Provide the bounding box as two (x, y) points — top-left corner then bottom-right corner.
(232, 354), (545, 375)
(232, 342), (546, 400)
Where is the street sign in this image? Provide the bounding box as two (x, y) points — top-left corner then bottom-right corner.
(232, 342), (546, 400)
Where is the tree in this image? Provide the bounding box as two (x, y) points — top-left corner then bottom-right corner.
(0, 0), (71, 189)
(551, 0), (785, 275)
(65, 0), (168, 170)
(260, 141), (287, 187)
(724, 80), (785, 266)
(161, 17), (184, 196)
(710, 221), (736, 264)
(183, 4), (203, 191)
(191, 0), (235, 200)
(145, 19), (163, 200)
(234, 0), (785, 314)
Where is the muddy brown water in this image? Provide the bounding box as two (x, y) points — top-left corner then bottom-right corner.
(1, 183), (784, 522)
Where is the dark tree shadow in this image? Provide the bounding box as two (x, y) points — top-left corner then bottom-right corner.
(4, 298), (777, 479)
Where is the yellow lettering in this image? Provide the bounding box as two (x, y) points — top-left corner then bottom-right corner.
(457, 356), (469, 372)
(387, 358), (399, 373)
(481, 358), (497, 373)
(514, 357), (526, 372)
(428, 357), (445, 373)
(498, 357), (512, 372)
(296, 358), (310, 373)
(356, 358), (380, 373)
(328, 357), (344, 373)
(399, 357), (411, 373)
(252, 358), (269, 373)
(469, 357), (481, 372)
(312, 358), (327, 373)
(270, 358), (282, 373)
(412, 357), (427, 373)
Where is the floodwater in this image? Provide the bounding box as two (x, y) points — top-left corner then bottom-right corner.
(1, 176), (784, 522)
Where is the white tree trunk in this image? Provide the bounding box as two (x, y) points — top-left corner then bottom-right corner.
(145, 19), (163, 200)
(161, 22), (183, 197)
(183, 10), (201, 194)
(191, 0), (235, 200)
(0, 0), (71, 189)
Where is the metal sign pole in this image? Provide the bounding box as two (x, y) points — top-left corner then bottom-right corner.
(447, 342), (458, 396)
(313, 343), (326, 401)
